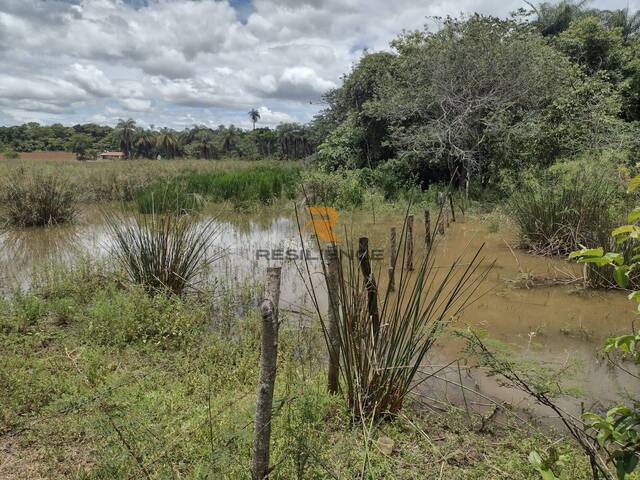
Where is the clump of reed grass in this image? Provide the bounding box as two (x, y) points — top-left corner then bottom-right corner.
(182, 165), (300, 204)
(509, 173), (619, 256)
(105, 210), (223, 296)
(135, 183), (204, 214)
(0, 169), (76, 227)
(298, 208), (491, 419)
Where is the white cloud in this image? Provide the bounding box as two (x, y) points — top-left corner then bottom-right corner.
(120, 98), (152, 112)
(66, 63), (113, 97)
(1, 0), (638, 127)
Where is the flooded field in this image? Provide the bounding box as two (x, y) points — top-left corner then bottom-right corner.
(1, 206), (636, 422)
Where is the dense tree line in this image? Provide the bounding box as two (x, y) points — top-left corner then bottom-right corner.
(313, 4), (640, 193)
(0, 120), (319, 161)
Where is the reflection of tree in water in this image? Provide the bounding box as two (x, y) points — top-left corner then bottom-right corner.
(0, 226), (83, 272)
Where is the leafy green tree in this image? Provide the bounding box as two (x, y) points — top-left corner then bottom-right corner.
(553, 16), (624, 75)
(322, 51), (396, 168)
(70, 133), (93, 161)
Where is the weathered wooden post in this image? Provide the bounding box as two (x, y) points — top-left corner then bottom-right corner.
(406, 215), (414, 271)
(252, 267), (282, 480)
(424, 209), (431, 248)
(325, 244), (341, 395)
(388, 227), (397, 292)
(358, 237), (380, 338)
(437, 193), (445, 235)
(448, 192), (456, 222)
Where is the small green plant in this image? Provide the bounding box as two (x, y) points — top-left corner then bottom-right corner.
(105, 210), (223, 295)
(529, 448), (569, 480)
(0, 169), (76, 227)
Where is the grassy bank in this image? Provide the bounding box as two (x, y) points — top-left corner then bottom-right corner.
(0, 262), (593, 479)
(0, 158), (298, 204)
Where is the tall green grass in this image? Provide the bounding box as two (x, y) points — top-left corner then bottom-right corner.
(0, 169), (76, 227)
(509, 173), (620, 256)
(135, 183), (204, 214)
(105, 211), (222, 295)
(135, 165), (300, 212)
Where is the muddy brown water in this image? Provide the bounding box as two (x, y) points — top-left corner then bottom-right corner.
(1, 206), (637, 424)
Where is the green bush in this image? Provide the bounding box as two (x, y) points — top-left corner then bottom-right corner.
(301, 170), (365, 208)
(509, 160), (625, 255)
(3, 149), (20, 159)
(0, 169), (76, 227)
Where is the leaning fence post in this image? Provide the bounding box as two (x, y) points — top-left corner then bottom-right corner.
(325, 244), (341, 395)
(448, 193), (456, 223)
(388, 227), (397, 292)
(437, 193), (445, 235)
(358, 237), (380, 338)
(252, 267), (282, 480)
(424, 210), (431, 248)
(406, 215), (414, 271)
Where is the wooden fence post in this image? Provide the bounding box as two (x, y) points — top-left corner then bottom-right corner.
(358, 237), (380, 338)
(437, 193), (446, 234)
(448, 193), (456, 223)
(424, 210), (431, 248)
(325, 244), (341, 394)
(406, 215), (414, 271)
(252, 267), (282, 480)
(388, 227), (397, 292)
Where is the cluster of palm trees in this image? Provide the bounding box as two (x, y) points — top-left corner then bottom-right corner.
(526, 1), (640, 39)
(116, 120), (178, 159)
(112, 116), (318, 160)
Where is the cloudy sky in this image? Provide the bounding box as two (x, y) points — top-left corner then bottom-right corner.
(1, 0), (638, 129)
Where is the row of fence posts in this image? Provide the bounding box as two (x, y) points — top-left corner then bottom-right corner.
(251, 193), (456, 479)
(388, 192), (455, 292)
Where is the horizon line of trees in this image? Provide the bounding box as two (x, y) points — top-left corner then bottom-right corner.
(0, 116), (318, 161)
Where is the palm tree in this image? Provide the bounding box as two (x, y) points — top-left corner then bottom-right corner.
(156, 129), (178, 159)
(115, 119), (137, 159)
(526, 0), (590, 36)
(605, 8), (640, 40)
(195, 131), (216, 159)
(248, 108), (261, 130)
(134, 129), (155, 159)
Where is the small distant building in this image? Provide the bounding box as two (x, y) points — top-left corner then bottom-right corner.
(98, 151), (125, 160)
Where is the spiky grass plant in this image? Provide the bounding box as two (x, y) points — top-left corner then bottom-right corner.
(509, 173), (618, 256)
(105, 210), (223, 296)
(135, 182), (204, 214)
(1, 169), (76, 227)
(297, 207), (492, 419)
